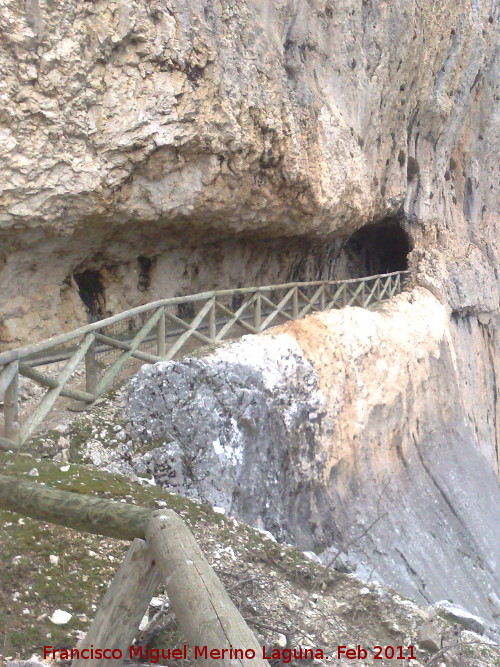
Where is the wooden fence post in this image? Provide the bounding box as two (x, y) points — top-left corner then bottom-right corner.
(4, 362), (19, 446)
(157, 307), (166, 357)
(255, 293), (262, 333)
(145, 510), (269, 667)
(209, 298), (216, 342)
(73, 539), (161, 667)
(85, 334), (98, 395)
(292, 286), (299, 318)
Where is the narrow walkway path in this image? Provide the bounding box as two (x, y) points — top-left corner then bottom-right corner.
(0, 271), (409, 450)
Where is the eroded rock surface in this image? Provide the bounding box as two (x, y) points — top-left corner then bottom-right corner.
(0, 0), (498, 342)
(2, 0), (499, 644)
(127, 288), (500, 626)
(128, 336), (327, 544)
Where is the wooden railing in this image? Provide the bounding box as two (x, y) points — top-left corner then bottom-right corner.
(0, 473), (269, 667)
(0, 271), (409, 450)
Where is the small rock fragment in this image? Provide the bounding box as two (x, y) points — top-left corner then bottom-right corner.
(431, 600), (486, 634)
(149, 597), (165, 608)
(138, 613), (149, 631)
(54, 448), (69, 464)
(50, 609), (72, 625)
(302, 551), (322, 564)
(417, 622), (441, 653)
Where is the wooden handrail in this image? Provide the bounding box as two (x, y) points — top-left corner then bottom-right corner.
(0, 272), (409, 365)
(0, 474), (270, 667)
(0, 272), (410, 450)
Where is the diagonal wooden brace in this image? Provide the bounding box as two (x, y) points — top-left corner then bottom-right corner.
(164, 299), (217, 360)
(94, 311), (163, 396)
(19, 335), (95, 444)
(214, 295), (258, 341)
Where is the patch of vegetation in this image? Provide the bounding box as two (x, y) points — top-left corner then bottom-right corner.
(0, 451), (326, 660)
(2, 452), (499, 667)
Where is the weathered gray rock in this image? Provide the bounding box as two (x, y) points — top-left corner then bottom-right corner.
(416, 623), (441, 653)
(128, 336), (327, 542)
(431, 601), (487, 635)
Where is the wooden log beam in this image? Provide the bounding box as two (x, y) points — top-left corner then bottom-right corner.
(164, 311), (213, 345)
(214, 301), (258, 336)
(324, 283), (347, 310)
(377, 276), (391, 301)
(362, 280), (378, 308)
(19, 335), (94, 444)
(73, 539), (161, 667)
(0, 474), (150, 540)
(214, 295), (257, 342)
(0, 477), (269, 667)
(297, 285), (324, 318)
(146, 510), (269, 667)
(259, 291), (294, 330)
(0, 361), (19, 400)
(164, 299), (216, 361)
(93, 333), (163, 364)
(93, 309), (163, 396)
(19, 363), (95, 403)
(345, 281), (365, 307)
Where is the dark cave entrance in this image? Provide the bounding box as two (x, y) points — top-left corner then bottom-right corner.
(336, 218), (411, 279)
(68, 221), (411, 328)
(74, 269), (107, 321)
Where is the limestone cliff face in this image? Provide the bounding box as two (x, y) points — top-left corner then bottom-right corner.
(127, 288), (500, 625)
(0, 0), (498, 343)
(2, 0), (499, 628)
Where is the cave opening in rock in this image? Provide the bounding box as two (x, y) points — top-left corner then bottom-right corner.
(74, 269), (106, 321)
(137, 256), (155, 292)
(336, 218), (411, 279)
(64, 225), (410, 331)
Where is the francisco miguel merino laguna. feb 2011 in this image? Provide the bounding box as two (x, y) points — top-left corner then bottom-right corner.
(44, 643), (418, 662)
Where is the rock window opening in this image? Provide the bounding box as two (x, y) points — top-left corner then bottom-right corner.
(336, 218), (411, 279)
(74, 269), (106, 321)
(137, 256), (155, 292)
